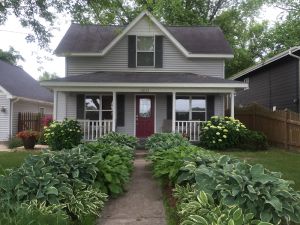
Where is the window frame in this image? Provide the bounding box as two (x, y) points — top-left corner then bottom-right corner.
(84, 94), (113, 121)
(244, 77), (250, 90)
(175, 95), (207, 121)
(136, 36), (155, 67)
(39, 107), (45, 115)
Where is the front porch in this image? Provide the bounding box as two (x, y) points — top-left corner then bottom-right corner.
(68, 92), (235, 142)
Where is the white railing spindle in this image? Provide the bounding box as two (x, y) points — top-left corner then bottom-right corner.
(175, 121), (203, 142)
(78, 120), (113, 141)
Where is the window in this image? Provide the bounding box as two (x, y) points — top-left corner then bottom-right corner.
(39, 107), (45, 115)
(244, 78), (249, 90)
(176, 96), (206, 121)
(139, 98), (151, 118)
(137, 36), (154, 67)
(85, 95), (112, 120)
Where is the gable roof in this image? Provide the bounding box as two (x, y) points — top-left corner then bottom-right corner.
(0, 60), (53, 103)
(55, 11), (233, 58)
(230, 46), (300, 80)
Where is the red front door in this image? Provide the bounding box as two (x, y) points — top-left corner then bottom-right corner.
(136, 95), (155, 138)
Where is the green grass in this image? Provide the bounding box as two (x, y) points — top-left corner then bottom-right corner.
(219, 148), (300, 190)
(0, 151), (40, 174)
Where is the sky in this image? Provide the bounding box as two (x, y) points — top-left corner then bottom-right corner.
(0, 6), (284, 80)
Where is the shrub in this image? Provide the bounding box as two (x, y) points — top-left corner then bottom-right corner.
(174, 185), (268, 225)
(81, 141), (135, 196)
(8, 137), (23, 149)
(0, 148), (107, 221)
(98, 132), (137, 149)
(44, 119), (82, 150)
(200, 116), (248, 150)
(179, 154), (300, 224)
(239, 130), (268, 150)
(0, 200), (69, 225)
(146, 133), (190, 153)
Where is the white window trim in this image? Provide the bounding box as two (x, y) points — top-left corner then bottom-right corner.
(244, 78), (249, 90)
(176, 95), (207, 121)
(136, 36), (155, 67)
(84, 94), (113, 121)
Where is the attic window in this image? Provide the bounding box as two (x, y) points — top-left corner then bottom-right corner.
(137, 36), (154, 67)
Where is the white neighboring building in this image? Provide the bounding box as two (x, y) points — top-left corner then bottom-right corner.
(0, 60), (53, 142)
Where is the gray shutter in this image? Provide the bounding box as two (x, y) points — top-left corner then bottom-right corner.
(117, 94), (125, 127)
(206, 95), (215, 120)
(167, 95), (172, 119)
(155, 36), (163, 68)
(76, 94), (84, 119)
(128, 35), (136, 68)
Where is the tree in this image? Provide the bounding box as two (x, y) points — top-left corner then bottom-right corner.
(0, 47), (24, 65)
(39, 71), (59, 81)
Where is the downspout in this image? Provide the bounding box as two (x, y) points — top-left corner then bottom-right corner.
(288, 51), (300, 113)
(10, 97), (20, 139)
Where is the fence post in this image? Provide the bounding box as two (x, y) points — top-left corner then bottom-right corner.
(284, 109), (289, 149)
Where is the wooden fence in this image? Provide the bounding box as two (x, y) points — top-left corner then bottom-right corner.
(18, 112), (46, 132)
(235, 104), (300, 150)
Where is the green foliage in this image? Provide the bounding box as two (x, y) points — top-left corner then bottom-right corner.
(98, 132), (137, 149)
(0, 200), (69, 225)
(38, 71), (59, 81)
(200, 116), (268, 150)
(174, 185), (268, 225)
(8, 137), (23, 149)
(148, 145), (204, 183)
(239, 130), (268, 150)
(0, 47), (24, 66)
(44, 119), (82, 151)
(179, 155), (300, 224)
(146, 133), (190, 153)
(0, 147), (107, 221)
(81, 141), (135, 196)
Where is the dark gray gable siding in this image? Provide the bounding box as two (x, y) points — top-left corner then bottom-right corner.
(235, 57), (299, 112)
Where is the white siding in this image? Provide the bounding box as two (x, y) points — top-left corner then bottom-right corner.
(156, 94), (167, 133)
(66, 37), (224, 78)
(0, 94), (10, 141)
(66, 93), (76, 119)
(128, 16), (162, 35)
(214, 94), (224, 116)
(56, 92), (66, 121)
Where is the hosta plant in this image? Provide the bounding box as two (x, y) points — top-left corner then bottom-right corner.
(179, 154), (300, 224)
(174, 185), (271, 225)
(98, 132), (137, 149)
(44, 119), (82, 150)
(146, 133), (190, 153)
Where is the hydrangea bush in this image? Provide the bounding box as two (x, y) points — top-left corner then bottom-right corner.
(200, 116), (247, 150)
(44, 119), (82, 150)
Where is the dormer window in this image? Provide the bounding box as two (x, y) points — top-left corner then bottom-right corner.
(137, 36), (155, 67)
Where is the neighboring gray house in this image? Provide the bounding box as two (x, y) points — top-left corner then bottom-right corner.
(0, 60), (53, 142)
(230, 47), (300, 112)
(41, 11), (246, 141)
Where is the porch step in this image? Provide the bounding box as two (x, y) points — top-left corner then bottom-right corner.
(135, 150), (148, 159)
(137, 138), (147, 149)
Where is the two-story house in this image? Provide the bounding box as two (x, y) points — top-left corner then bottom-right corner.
(41, 11), (246, 141)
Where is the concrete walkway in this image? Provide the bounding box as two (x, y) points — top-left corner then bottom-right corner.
(98, 150), (167, 225)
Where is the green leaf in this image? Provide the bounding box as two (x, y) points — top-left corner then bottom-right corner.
(189, 215), (208, 225)
(250, 164), (264, 178)
(228, 219), (235, 225)
(233, 208), (242, 221)
(46, 186), (58, 196)
(258, 222), (273, 225)
(266, 196), (283, 212)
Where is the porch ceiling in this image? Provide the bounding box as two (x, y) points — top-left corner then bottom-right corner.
(41, 71), (247, 90)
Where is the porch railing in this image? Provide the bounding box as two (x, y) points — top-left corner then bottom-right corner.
(175, 121), (204, 142)
(78, 120), (113, 141)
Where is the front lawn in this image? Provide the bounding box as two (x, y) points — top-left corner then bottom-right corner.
(0, 151), (40, 174)
(221, 148), (300, 190)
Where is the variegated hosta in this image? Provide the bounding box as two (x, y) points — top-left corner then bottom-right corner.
(178, 154), (300, 224)
(174, 185), (273, 225)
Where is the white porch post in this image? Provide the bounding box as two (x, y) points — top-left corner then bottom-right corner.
(172, 92), (176, 132)
(112, 91), (116, 132)
(230, 91), (235, 118)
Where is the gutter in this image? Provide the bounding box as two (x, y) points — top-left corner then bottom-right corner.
(10, 97), (20, 139)
(288, 51), (300, 113)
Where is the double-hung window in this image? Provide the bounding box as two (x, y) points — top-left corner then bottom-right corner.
(85, 95), (113, 120)
(137, 36), (155, 67)
(176, 96), (206, 121)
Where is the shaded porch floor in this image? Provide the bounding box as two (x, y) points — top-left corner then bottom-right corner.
(97, 150), (167, 225)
